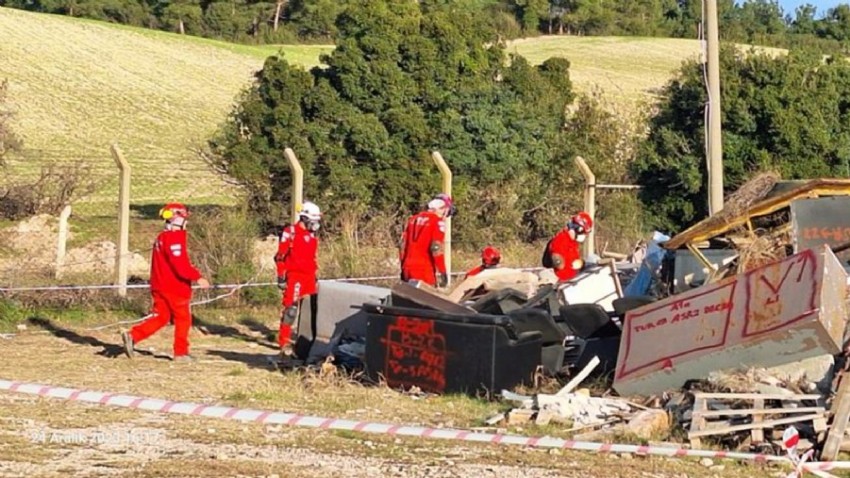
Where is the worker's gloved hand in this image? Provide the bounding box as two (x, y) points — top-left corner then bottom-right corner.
(436, 273), (448, 288)
(277, 276), (287, 291)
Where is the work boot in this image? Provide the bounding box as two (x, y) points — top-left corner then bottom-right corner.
(121, 331), (135, 359)
(172, 354), (196, 363)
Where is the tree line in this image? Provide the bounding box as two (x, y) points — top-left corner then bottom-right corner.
(6, 0), (850, 52)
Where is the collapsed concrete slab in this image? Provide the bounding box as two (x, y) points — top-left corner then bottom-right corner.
(613, 246), (848, 397)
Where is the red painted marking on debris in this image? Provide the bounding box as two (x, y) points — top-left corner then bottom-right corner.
(36, 386), (50, 396)
(318, 418), (334, 429)
(129, 398), (145, 409)
(190, 404), (207, 416)
(386, 426), (400, 435)
(491, 435), (504, 444)
(255, 411), (272, 423)
(98, 394), (114, 404)
(599, 443), (613, 453)
(381, 316), (448, 393)
(286, 415), (302, 426)
(353, 422), (368, 432)
(160, 401), (176, 413)
(562, 440), (576, 449)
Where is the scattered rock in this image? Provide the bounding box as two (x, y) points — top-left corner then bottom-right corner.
(507, 409), (535, 425)
(699, 458), (714, 467)
(16, 324), (27, 331)
(710, 465), (726, 472)
(626, 409), (669, 440)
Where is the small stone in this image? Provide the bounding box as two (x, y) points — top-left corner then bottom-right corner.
(216, 454), (227, 460)
(548, 449), (562, 456)
(364, 441), (374, 447)
(699, 458), (714, 467)
(207, 428), (216, 434)
(268, 474), (280, 478)
(710, 465), (725, 472)
(16, 324), (26, 331)
(620, 453), (634, 460)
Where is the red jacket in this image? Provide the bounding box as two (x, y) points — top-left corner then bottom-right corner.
(549, 229), (583, 281)
(150, 229), (202, 298)
(275, 223), (319, 283)
(400, 211), (446, 279)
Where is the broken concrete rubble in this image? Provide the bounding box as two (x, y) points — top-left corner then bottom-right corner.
(613, 246), (848, 397)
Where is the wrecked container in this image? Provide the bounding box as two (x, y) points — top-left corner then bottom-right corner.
(613, 246), (848, 397)
(361, 302), (542, 396)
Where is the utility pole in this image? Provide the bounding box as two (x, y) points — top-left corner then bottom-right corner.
(706, 0), (724, 215)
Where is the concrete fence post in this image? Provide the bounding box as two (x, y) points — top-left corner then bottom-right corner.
(111, 144), (131, 297)
(54, 205), (72, 280)
(431, 151), (453, 286)
(284, 148), (303, 224)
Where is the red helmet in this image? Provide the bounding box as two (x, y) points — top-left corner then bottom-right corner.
(481, 245), (501, 267)
(159, 202), (189, 221)
(569, 211), (593, 234)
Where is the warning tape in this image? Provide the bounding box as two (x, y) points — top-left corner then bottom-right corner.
(1, 377), (844, 472)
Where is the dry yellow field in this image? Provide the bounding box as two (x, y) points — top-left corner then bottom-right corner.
(1, 7), (715, 205)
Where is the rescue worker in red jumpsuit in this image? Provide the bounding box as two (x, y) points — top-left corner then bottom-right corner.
(275, 201), (321, 363)
(121, 203), (210, 361)
(399, 193), (456, 288)
(546, 211), (593, 282)
(464, 246), (501, 280)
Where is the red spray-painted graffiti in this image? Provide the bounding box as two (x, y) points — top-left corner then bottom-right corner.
(742, 248), (819, 337)
(616, 281), (736, 380)
(381, 316), (447, 393)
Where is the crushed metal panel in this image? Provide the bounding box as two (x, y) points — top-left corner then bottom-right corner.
(664, 179), (850, 250)
(791, 196), (850, 270)
(559, 262), (622, 313)
(673, 249), (738, 294)
(613, 246), (848, 397)
(299, 280), (390, 361)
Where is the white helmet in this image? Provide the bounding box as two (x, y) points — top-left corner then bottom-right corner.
(299, 201), (322, 231)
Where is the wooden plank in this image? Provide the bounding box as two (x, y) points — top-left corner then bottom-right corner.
(751, 399), (765, 443)
(687, 414), (824, 439)
(690, 397), (708, 449)
(692, 392), (822, 401)
(692, 406), (824, 419)
(821, 372), (850, 461)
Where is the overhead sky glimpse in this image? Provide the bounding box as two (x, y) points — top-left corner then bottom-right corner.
(776, 0), (842, 16)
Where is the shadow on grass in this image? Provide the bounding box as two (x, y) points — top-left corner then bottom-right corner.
(26, 316), (167, 360)
(206, 349), (280, 372)
(193, 315), (278, 350)
(238, 317), (277, 342)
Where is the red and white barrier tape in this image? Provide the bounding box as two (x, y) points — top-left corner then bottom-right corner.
(2, 377), (845, 473)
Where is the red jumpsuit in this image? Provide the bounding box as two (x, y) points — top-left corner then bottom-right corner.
(131, 229), (202, 357)
(549, 229), (583, 282)
(399, 211), (446, 286)
(275, 223), (319, 348)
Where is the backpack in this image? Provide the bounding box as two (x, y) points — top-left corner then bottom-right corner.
(541, 237), (555, 268)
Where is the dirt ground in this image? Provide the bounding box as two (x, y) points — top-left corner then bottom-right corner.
(0, 310), (797, 478)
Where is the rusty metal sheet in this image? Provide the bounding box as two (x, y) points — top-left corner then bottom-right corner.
(613, 246), (848, 397)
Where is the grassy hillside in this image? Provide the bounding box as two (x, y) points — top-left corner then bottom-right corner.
(0, 7), (330, 206)
(1, 7), (708, 206)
